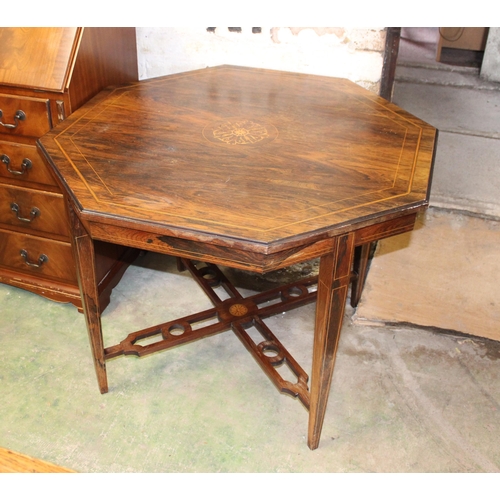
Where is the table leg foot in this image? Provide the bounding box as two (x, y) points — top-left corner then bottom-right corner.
(308, 234), (354, 449)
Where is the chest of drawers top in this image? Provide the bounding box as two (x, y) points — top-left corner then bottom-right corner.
(0, 27), (138, 129)
(0, 28), (79, 92)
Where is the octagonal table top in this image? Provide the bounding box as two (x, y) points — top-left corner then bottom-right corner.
(38, 65), (437, 251)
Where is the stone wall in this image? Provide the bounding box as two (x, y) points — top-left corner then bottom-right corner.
(136, 27), (387, 93)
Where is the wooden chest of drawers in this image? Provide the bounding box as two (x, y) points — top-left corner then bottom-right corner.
(0, 28), (139, 311)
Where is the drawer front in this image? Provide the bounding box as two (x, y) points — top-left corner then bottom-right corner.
(0, 140), (58, 186)
(0, 228), (75, 283)
(0, 184), (69, 237)
(0, 93), (52, 137)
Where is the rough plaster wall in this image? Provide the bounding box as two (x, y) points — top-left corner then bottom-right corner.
(136, 27), (386, 93)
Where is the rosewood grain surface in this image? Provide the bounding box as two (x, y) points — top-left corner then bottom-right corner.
(40, 66), (435, 251)
(37, 65), (437, 450)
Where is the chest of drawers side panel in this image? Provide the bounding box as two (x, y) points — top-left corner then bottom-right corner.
(0, 27), (139, 310)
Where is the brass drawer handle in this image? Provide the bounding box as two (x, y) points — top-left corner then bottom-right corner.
(20, 249), (48, 268)
(11, 202), (40, 223)
(0, 109), (26, 129)
(1, 154), (32, 175)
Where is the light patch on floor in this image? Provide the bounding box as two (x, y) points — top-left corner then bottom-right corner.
(354, 208), (500, 341)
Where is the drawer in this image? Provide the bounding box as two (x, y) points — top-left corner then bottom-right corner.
(0, 184), (69, 237)
(0, 228), (75, 283)
(0, 140), (58, 186)
(0, 93), (52, 137)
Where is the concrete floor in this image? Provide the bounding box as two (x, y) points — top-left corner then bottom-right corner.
(1, 28), (499, 473)
(1, 253), (499, 473)
(355, 208), (500, 341)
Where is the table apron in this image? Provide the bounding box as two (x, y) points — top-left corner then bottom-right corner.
(353, 212), (417, 246)
(83, 212), (417, 273)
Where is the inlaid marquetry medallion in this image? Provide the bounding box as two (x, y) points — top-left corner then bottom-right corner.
(228, 303), (249, 316)
(203, 119), (278, 146)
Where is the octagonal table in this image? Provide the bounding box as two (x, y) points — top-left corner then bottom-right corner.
(37, 65), (437, 449)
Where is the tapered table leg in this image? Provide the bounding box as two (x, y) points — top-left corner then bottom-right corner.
(350, 242), (373, 308)
(308, 233), (355, 450)
(69, 205), (108, 394)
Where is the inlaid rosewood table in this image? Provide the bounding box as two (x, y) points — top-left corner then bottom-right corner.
(37, 66), (437, 450)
